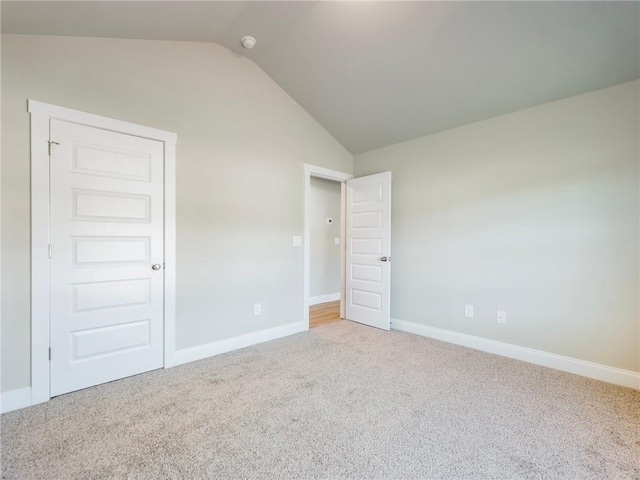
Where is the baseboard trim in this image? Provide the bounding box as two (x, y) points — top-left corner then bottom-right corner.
(2, 323), (307, 412)
(391, 318), (640, 390)
(172, 321), (307, 367)
(0, 387), (33, 414)
(309, 293), (341, 305)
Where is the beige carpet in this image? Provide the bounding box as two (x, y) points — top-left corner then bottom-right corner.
(2, 321), (639, 479)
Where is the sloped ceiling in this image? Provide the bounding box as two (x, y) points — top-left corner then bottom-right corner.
(2, 1), (639, 154)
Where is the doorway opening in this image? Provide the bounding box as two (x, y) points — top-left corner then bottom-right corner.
(309, 176), (342, 328)
(303, 164), (392, 332)
(303, 164), (352, 330)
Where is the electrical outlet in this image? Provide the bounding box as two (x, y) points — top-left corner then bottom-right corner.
(254, 303), (261, 316)
(497, 310), (507, 324)
(465, 305), (474, 318)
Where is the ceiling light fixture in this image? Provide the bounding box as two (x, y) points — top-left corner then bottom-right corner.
(241, 36), (256, 49)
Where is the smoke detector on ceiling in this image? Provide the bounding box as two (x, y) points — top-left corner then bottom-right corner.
(241, 36), (257, 49)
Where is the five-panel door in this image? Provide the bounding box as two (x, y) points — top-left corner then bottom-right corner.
(345, 172), (392, 330)
(49, 119), (165, 396)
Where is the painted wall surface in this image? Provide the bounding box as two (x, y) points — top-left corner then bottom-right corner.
(355, 80), (640, 372)
(0, 34), (353, 392)
(309, 177), (341, 298)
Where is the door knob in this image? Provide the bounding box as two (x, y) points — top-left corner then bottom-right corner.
(152, 264), (162, 270)
(380, 256), (390, 262)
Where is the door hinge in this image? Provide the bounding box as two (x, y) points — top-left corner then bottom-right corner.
(49, 348), (51, 361)
(48, 140), (60, 156)
(48, 244), (52, 259)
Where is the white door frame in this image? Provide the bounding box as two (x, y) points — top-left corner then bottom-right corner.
(303, 164), (353, 329)
(29, 100), (177, 405)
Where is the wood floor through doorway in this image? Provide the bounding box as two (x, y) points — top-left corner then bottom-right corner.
(309, 301), (341, 328)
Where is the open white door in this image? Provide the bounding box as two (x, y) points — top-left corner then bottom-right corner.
(345, 172), (391, 330)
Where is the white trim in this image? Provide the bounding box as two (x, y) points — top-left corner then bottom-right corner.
(339, 181), (347, 320)
(0, 388), (33, 414)
(30, 106), (51, 405)
(303, 164), (353, 329)
(392, 318), (640, 390)
(28, 100), (178, 402)
(28, 100), (177, 143)
(172, 322), (306, 366)
(162, 136), (178, 368)
(309, 293), (341, 306)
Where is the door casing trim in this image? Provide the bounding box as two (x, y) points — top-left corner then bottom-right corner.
(29, 100), (178, 405)
(303, 164), (353, 330)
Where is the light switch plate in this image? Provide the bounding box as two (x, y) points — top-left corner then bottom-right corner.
(465, 305), (474, 318)
(292, 235), (302, 247)
(497, 310), (507, 324)
(334, 237), (340, 245)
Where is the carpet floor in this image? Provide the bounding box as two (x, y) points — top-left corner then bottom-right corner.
(1, 321), (639, 479)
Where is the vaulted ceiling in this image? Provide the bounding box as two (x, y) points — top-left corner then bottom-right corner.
(3, 1), (639, 154)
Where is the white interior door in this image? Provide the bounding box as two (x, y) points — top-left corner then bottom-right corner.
(345, 172), (391, 330)
(50, 119), (165, 396)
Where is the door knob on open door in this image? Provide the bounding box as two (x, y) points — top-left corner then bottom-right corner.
(380, 256), (390, 262)
(152, 264), (162, 270)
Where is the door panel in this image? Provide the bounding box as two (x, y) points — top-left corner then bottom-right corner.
(72, 189), (151, 222)
(345, 172), (391, 330)
(73, 236), (151, 265)
(73, 278), (151, 312)
(72, 320), (151, 360)
(50, 119), (165, 396)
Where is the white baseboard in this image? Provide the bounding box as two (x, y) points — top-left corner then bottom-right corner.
(309, 293), (341, 305)
(172, 321), (307, 367)
(0, 387), (32, 414)
(391, 318), (640, 390)
(2, 323), (307, 412)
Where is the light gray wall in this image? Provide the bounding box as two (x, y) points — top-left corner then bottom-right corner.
(309, 177), (341, 298)
(1, 34), (353, 392)
(355, 80), (639, 372)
